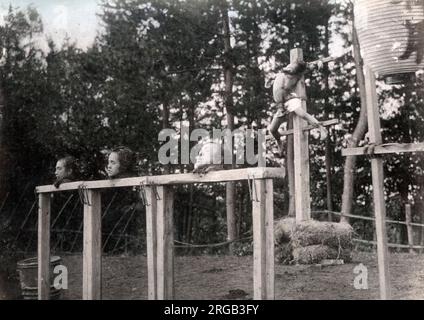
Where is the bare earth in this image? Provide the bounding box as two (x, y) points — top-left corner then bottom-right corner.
(60, 251), (424, 300)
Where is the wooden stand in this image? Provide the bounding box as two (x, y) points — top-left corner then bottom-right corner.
(342, 66), (393, 299)
(36, 167), (284, 300)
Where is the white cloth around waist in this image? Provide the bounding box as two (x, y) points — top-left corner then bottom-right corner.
(285, 97), (303, 112)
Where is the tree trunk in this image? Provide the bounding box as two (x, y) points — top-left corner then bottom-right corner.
(187, 185), (194, 243)
(325, 133), (334, 217)
(340, 23), (368, 223)
(285, 2), (295, 218)
(0, 86), (8, 201)
(398, 81), (414, 244)
(324, 23), (334, 220)
(221, 1), (237, 254)
(162, 103), (171, 175)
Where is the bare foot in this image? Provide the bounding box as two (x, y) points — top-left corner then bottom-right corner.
(319, 126), (328, 141)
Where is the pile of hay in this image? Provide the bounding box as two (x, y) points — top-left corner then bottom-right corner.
(274, 218), (354, 265)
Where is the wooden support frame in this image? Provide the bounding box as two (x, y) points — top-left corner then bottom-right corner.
(252, 179), (274, 300)
(342, 142), (424, 156)
(291, 48), (311, 222)
(363, 65), (391, 300)
(38, 193), (51, 300)
(82, 190), (102, 300)
(36, 168), (282, 300)
(279, 119), (339, 137)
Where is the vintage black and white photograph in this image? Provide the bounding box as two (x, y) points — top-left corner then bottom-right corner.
(0, 0), (423, 301)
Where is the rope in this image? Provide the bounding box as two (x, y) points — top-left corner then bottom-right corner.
(353, 238), (424, 250)
(313, 210), (424, 228)
(174, 235), (253, 248)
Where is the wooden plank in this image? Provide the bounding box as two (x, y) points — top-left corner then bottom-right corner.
(82, 190), (102, 300)
(252, 179), (266, 300)
(156, 186), (174, 300)
(145, 186), (157, 300)
(405, 204), (414, 253)
(342, 142), (424, 156)
(36, 168), (286, 193)
(364, 65), (391, 300)
(38, 193), (51, 300)
(264, 179), (274, 300)
(279, 119), (339, 136)
(291, 48), (311, 222)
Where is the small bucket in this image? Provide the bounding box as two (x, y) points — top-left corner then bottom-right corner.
(17, 256), (62, 300)
(21, 286), (61, 300)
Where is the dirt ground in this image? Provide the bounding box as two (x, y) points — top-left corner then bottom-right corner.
(54, 251), (424, 300)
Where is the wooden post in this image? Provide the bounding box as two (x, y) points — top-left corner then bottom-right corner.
(364, 65), (391, 299)
(252, 179), (274, 300)
(405, 204), (414, 253)
(145, 186), (158, 300)
(82, 190), (102, 300)
(291, 48), (311, 222)
(38, 193), (51, 300)
(264, 179), (274, 300)
(156, 186), (174, 300)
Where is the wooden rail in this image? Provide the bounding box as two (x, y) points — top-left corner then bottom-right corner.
(36, 168), (284, 193)
(36, 167), (284, 300)
(342, 142), (424, 157)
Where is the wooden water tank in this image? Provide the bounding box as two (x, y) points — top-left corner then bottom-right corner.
(354, 0), (424, 81)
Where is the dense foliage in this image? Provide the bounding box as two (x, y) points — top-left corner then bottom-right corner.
(0, 0), (423, 254)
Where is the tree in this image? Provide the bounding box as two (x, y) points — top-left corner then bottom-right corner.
(340, 20), (368, 223)
(219, 0), (237, 253)
(0, 5), (44, 299)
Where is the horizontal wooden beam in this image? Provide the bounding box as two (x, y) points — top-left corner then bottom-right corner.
(279, 119), (339, 136)
(342, 142), (424, 157)
(36, 167), (285, 193)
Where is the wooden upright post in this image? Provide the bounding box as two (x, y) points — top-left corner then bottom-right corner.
(252, 179), (274, 300)
(82, 190), (102, 300)
(291, 48), (311, 222)
(405, 204), (414, 253)
(156, 186), (174, 300)
(38, 193), (51, 300)
(145, 186), (158, 300)
(364, 65), (391, 299)
(264, 179), (274, 299)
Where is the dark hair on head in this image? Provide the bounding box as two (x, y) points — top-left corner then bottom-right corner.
(58, 155), (78, 176)
(109, 146), (136, 177)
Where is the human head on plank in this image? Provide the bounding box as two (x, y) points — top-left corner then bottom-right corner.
(193, 140), (224, 174)
(106, 146), (136, 179)
(54, 155), (78, 188)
